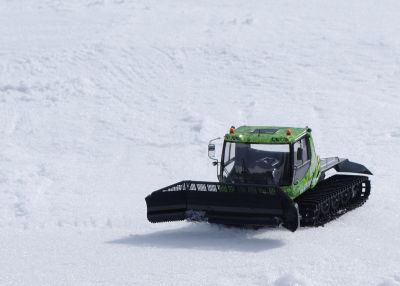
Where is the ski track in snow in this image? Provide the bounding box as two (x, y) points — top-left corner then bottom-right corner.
(1, 0), (400, 285)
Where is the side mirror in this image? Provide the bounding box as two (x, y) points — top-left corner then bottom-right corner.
(208, 144), (216, 159)
(208, 137), (221, 161)
(208, 137), (221, 180)
(297, 147), (303, 161)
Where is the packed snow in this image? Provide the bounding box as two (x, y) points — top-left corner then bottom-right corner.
(1, 0), (400, 285)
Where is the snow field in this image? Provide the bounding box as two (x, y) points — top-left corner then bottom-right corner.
(1, 0), (400, 285)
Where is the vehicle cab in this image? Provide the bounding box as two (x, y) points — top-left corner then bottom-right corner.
(208, 126), (321, 198)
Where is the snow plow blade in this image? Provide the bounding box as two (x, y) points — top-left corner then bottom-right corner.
(145, 181), (300, 232)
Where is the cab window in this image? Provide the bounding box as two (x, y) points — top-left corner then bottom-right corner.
(293, 137), (310, 167)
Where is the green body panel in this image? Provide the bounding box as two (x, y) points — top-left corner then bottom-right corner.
(224, 126), (308, 144)
(222, 125), (321, 199)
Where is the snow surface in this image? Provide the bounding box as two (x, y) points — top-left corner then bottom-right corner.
(1, 0), (400, 285)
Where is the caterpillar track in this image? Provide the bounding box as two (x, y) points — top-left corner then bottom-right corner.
(296, 175), (371, 227)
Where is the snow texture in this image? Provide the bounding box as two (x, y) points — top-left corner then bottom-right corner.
(1, 0), (400, 285)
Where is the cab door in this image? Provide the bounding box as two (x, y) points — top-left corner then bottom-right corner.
(292, 136), (312, 195)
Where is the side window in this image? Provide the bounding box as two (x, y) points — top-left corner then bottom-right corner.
(224, 143), (230, 163)
(223, 143), (235, 163)
(294, 137), (310, 166)
(230, 144), (235, 161)
(293, 137), (311, 182)
(223, 143), (236, 178)
(293, 141), (301, 167)
(304, 137), (310, 161)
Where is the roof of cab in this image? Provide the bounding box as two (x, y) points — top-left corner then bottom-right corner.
(224, 125), (310, 144)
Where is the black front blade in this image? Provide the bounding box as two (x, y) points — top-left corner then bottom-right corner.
(145, 181), (299, 232)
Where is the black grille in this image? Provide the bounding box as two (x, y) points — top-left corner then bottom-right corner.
(252, 128), (279, 134)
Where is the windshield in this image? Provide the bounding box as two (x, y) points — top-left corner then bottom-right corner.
(222, 142), (291, 186)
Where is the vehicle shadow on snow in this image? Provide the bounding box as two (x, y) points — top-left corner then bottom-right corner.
(108, 224), (284, 252)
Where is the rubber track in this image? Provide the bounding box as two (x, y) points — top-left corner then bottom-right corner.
(295, 175), (371, 227)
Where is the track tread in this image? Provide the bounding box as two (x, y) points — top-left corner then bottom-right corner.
(295, 175), (371, 227)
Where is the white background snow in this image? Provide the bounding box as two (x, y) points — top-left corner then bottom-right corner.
(1, 0), (400, 285)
